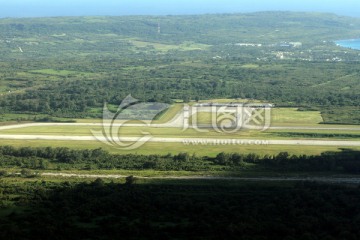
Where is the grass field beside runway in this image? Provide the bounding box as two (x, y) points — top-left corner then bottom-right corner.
(190, 108), (324, 126)
(271, 108), (324, 124)
(73, 103), (184, 124)
(153, 103), (184, 123)
(1, 125), (360, 140)
(0, 139), (359, 157)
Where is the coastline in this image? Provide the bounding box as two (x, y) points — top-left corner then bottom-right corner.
(336, 38), (360, 50)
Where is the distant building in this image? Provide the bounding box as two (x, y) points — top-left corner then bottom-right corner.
(276, 42), (302, 48)
(235, 43), (262, 47)
(289, 42), (302, 48)
(195, 103), (274, 108)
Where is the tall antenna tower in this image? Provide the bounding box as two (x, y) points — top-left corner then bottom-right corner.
(157, 22), (161, 34)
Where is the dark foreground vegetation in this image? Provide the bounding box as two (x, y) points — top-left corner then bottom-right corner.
(0, 146), (359, 174)
(0, 179), (360, 240)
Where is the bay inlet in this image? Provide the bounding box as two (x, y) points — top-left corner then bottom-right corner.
(336, 39), (360, 50)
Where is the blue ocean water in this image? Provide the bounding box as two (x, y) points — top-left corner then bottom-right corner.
(336, 39), (360, 50)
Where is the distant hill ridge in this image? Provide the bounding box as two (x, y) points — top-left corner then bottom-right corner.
(0, 11), (360, 44)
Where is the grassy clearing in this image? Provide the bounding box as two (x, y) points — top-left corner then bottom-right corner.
(2, 125), (359, 140)
(241, 64), (260, 69)
(73, 118), (102, 123)
(271, 108), (323, 125)
(1, 116), (360, 141)
(190, 108), (324, 126)
(189, 111), (220, 125)
(29, 69), (84, 77)
(178, 41), (211, 51)
(0, 139), (359, 157)
(0, 113), (47, 122)
(0, 126), (98, 136)
(130, 40), (177, 51)
(130, 40), (211, 52)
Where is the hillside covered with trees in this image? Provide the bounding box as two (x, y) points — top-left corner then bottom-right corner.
(0, 12), (359, 123)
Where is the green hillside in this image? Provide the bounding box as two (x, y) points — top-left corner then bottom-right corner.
(0, 12), (359, 124)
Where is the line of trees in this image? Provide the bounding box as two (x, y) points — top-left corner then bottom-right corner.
(0, 146), (359, 173)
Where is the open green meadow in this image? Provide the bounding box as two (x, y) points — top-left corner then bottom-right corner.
(271, 108), (324, 125)
(29, 69), (88, 77)
(130, 39), (211, 52)
(190, 108), (324, 126)
(0, 139), (359, 157)
(1, 125), (360, 140)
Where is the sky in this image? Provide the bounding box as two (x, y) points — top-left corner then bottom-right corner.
(1, 0), (360, 18)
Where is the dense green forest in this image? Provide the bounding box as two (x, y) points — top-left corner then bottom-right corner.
(0, 12), (359, 123)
